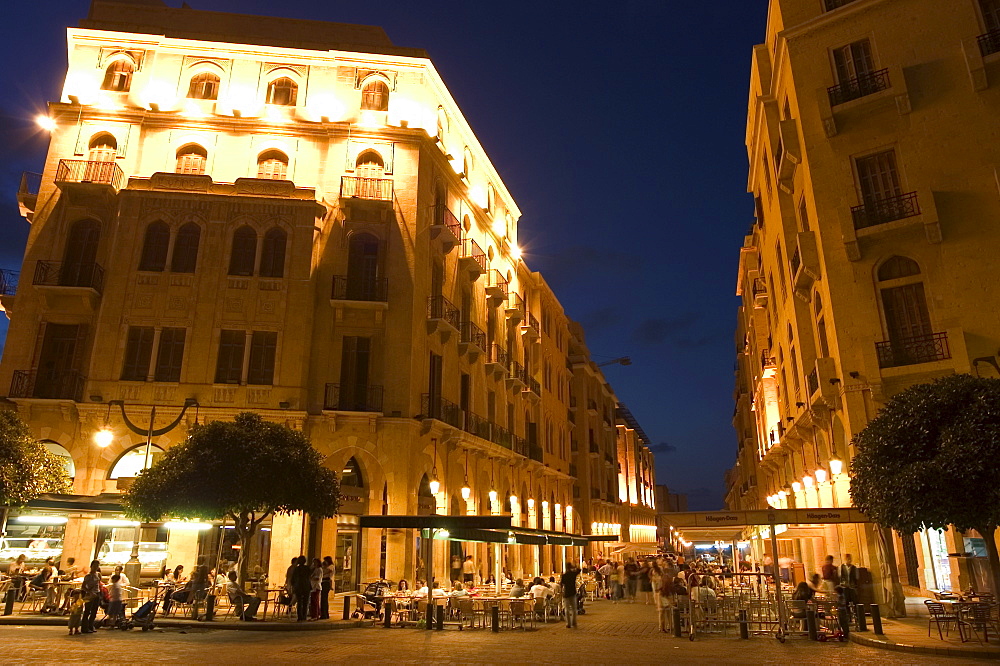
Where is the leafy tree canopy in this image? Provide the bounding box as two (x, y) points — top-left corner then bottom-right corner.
(123, 412), (341, 525)
(0, 409), (71, 508)
(850, 374), (1000, 535)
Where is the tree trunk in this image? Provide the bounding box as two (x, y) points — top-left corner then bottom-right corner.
(879, 527), (906, 618)
(0, 506), (8, 539)
(976, 525), (1000, 595)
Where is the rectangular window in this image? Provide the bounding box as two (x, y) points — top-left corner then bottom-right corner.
(215, 330), (246, 384)
(833, 39), (874, 83)
(798, 198), (811, 232)
(981, 0), (1000, 32)
(154, 328), (186, 383)
(247, 331), (277, 385)
(339, 336), (371, 410)
(121, 326), (154, 381)
(856, 150), (902, 203)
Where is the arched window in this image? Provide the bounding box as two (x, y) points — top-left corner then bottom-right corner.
(61, 219), (101, 287)
(170, 222), (201, 273)
(266, 77), (297, 106)
(341, 457), (364, 488)
(138, 221), (170, 271)
(360, 79), (389, 111)
(487, 184), (496, 213)
(814, 292), (830, 358)
(101, 59), (133, 92)
(87, 133), (118, 162)
(187, 71), (220, 100)
(259, 227), (287, 278)
(346, 232), (381, 300)
(109, 445), (164, 479)
(877, 256), (932, 357)
(228, 226), (257, 276)
(436, 106), (448, 140)
(41, 441), (75, 478)
(355, 150), (385, 178)
(256, 150), (288, 180)
(175, 144), (207, 175)
(877, 255), (921, 281)
(462, 147), (473, 177)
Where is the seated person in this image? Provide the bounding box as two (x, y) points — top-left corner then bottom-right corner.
(413, 580), (428, 599)
(448, 582), (470, 598)
(510, 579), (526, 598)
(396, 579), (410, 593)
(529, 579), (554, 600)
(226, 571), (261, 621)
(430, 582), (447, 598)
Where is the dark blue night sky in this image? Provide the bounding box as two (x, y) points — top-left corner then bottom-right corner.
(0, 0), (769, 510)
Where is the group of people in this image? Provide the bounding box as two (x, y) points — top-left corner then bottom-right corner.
(588, 555), (674, 604)
(283, 555), (335, 622)
(160, 557), (264, 622)
(792, 553), (860, 613)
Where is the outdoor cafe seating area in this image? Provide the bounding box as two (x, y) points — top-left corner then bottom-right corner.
(924, 590), (1000, 645)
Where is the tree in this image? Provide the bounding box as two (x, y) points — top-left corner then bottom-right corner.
(850, 374), (1000, 595)
(123, 412), (340, 582)
(0, 408), (72, 537)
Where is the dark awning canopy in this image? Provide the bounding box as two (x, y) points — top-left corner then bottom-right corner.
(357, 515), (599, 547)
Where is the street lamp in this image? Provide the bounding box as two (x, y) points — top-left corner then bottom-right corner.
(104, 398), (199, 584)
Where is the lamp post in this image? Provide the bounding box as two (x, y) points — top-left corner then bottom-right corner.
(94, 398), (198, 585)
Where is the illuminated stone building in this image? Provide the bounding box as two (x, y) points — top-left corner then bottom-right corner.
(726, 0), (1000, 600)
(0, 0), (654, 587)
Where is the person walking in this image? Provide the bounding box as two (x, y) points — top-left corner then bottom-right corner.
(461, 555), (476, 585)
(820, 555), (839, 594)
(560, 562), (581, 629)
(291, 556), (312, 622)
(638, 559), (653, 605)
(597, 560), (614, 599)
(612, 561), (625, 603)
(839, 553), (859, 621)
(79, 560), (102, 634)
(624, 559), (639, 603)
(320, 556), (334, 620)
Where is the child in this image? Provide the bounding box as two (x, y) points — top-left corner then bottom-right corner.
(67, 590), (85, 635)
(108, 573), (126, 626)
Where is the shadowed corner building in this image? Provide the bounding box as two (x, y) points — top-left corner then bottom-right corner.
(0, 0), (656, 588)
(726, 0), (1000, 605)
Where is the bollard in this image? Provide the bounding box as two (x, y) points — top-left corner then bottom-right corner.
(384, 600), (393, 628)
(855, 603), (868, 632)
(3, 587), (16, 616)
(343, 595), (351, 620)
(491, 605), (500, 632)
(738, 609), (749, 639)
(837, 606), (850, 637)
(806, 608), (818, 641)
(672, 607), (682, 637)
(869, 604), (883, 635)
(436, 604), (445, 630)
(205, 593), (216, 621)
(426, 603), (434, 630)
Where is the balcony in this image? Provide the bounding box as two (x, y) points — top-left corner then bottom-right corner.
(421, 393), (464, 428)
(0, 269), (18, 296)
(776, 119), (801, 192)
(54, 160), (123, 190)
(523, 375), (541, 401)
(589, 441), (600, 455)
(587, 399), (598, 416)
(485, 343), (509, 378)
(791, 231), (820, 296)
(324, 383), (383, 412)
(851, 192), (920, 230)
(512, 435), (528, 458)
(488, 422), (512, 450)
(340, 175), (393, 201)
(331, 275), (388, 303)
(33, 260), (104, 294)
(505, 292), (525, 323)
(978, 29), (1000, 57)
(485, 269), (509, 302)
(520, 312), (540, 341)
(430, 203), (461, 254)
(506, 360), (527, 390)
(10, 369), (85, 401)
(752, 277), (768, 308)
(459, 320), (487, 360)
(528, 441), (543, 463)
(876, 331), (951, 369)
(828, 68), (890, 107)
(760, 349), (776, 376)
(426, 294), (461, 339)
(459, 237), (487, 279)
(464, 411), (494, 441)
(17, 172), (40, 221)
(806, 368), (819, 398)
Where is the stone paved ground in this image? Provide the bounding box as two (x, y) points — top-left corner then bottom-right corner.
(1, 599), (977, 664)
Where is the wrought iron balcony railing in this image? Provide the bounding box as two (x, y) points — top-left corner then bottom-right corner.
(827, 68), (890, 106)
(427, 294), (461, 329)
(752, 277), (767, 297)
(487, 343), (509, 367)
(806, 368), (819, 397)
(489, 423), (512, 450)
(324, 383), (383, 412)
(33, 260), (104, 293)
(10, 369), (85, 401)
(331, 275), (388, 302)
(460, 237), (487, 271)
(790, 247), (801, 277)
(978, 28), (1000, 57)
(421, 393), (464, 428)
(54, 160), (123, 189)
(760, 349), (776, 369)
(851, 191), (920, 230)
(524, 376), (541, 396)
(340, 175), (393, 201)
(0, 269), (19, 296)
(528, 442), (543, 462)
(508, 360), (527, 384)
(460, 320), (487, 351)
(464, 411), (493, 441)
(876, 331), (950, 368)
(433, 203), (462, 235)
(512, 435), (528, 458)
(525, 312), (540, 336)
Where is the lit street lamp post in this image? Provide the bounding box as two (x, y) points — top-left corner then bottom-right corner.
(94, 398), (198, 585)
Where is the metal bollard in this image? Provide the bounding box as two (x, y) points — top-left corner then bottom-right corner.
(837, 606), (850, 637)
(436, 604), (445, 630)
(384, 600), (393, 628)
(343, 595), (351, 620)
(205, 593), (216, 621)
(3, 587), (16, 616)
(738, 609), (749, 639)
(491, 605), (500, 632)
(672, 607), (682, 637)
(869, 604), (883, 635)
(806, 608), (818, 641)
(855, 603), (868, 632)
(426, 603), (434, 630)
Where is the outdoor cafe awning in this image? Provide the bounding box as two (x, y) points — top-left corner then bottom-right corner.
(357, 515), (599, 547)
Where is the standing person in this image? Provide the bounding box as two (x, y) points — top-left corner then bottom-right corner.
(79, 560), (102, 634)
(840, 554), (859, 620)
(450, 555), (462, 587)
(462, 555), (475, 585)
(291, 556), (312, 622)
(107, 573), (126, 625)
(612, 561), (626, 603)
(820, 555), (839, 594)
(597, 560), (614, 599)
(309, 558), (323, 620)
(189, 556), (210, 620)
(638, 559), (653, 605)
(624, 559), (639, 603)
(320, 556), (334, 620)
(560, 562), (581, 629)
(113, 564), (130, 588)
